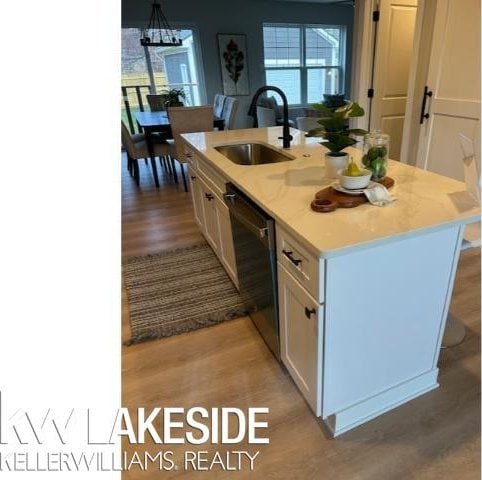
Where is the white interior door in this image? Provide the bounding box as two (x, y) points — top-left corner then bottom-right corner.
(371, 0), (418, 160)
(414, 0), (480, 181)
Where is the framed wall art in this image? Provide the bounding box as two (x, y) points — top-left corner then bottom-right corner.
(217, 33), (250, 96)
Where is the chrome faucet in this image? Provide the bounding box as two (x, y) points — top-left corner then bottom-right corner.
(248, 85), (293, 148)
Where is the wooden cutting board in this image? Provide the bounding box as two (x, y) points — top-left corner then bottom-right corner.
(311, 177), (394, 213)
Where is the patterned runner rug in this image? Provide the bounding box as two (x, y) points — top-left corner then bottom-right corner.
(123, 243), (246, 345)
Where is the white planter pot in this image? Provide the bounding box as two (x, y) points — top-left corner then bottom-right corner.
(324, 152), (349, 179)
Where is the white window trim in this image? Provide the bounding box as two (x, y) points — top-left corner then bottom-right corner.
(263, 23), (346, 106)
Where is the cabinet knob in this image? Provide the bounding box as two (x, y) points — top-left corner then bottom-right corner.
(205, 192), (214, 201)
(304, 307), (316, 319)
(190, 176), (196, 180)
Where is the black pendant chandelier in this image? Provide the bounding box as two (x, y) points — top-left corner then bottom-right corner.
(140, 1), (182, 47)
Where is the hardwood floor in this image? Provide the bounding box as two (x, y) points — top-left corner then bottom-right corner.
(122, 154), (203, 257)
(122, 153), (481, 479)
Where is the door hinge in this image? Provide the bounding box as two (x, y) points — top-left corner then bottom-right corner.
(367, 88), (374, 98)
(373, 10), (380, 22)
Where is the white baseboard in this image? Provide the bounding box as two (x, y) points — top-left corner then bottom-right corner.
(323, 369), (439, 437)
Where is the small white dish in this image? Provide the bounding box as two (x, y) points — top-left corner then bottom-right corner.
(338, 168), (372, 190)
(332, 181), (377, 195)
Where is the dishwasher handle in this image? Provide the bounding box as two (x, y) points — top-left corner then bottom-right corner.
(223, 192), (274, 248)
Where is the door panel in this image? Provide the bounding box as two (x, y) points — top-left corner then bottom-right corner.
(380, 115), (404, 161)
(416, 0), (481, 180)
(371, 0), (418, 160)
(436, 2), (480, 101)
(425, 115), (479, 180)
(383, 6), (417, 96)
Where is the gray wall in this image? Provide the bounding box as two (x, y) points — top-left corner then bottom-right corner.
(122, 0), (354, 128)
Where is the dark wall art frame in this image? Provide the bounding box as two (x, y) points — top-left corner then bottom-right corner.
(217, 33), (250, 96)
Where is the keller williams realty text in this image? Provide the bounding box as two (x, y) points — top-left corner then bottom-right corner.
(0, 450), (260, 472)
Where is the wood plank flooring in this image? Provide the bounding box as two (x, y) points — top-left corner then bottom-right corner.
(122, 153), (481, 479)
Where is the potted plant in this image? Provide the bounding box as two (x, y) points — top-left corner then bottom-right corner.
(162, 87), (186, 107)
(305, 101), (367, 178)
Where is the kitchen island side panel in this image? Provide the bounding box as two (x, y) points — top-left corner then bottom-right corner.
(322, 225), (462, 417)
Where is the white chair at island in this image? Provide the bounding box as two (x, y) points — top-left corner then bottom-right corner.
(221, 96), (238, 130)
(296, 116), (323, 133)
(213, 94), (226, 118)
(442, 133), (481, 348)
(256, 106), (277, 127)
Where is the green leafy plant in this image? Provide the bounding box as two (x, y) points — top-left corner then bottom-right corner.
(162, 87), (186, 105)
(305, 102), (368, 155)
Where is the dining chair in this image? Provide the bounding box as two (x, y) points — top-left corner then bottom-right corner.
(167, 106), (214, 192)
(256, 106), (277, 127)
(146, 94), (169, 112)
(121, 121), (175, 187)
(221, 97), (238, 130)
(213, 94), (226, 118)
(442, 132), (481, 348)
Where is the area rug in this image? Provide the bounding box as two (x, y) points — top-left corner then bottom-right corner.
(122, 243), (247, 345)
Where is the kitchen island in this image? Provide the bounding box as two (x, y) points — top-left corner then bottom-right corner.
(181, 126), (480, 436)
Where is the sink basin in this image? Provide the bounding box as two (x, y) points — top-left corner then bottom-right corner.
(214, 142), (294, 165)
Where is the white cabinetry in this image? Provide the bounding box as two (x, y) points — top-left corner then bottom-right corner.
(278, 264), (323, 416)
(188, 171), (205, 228)
(217, 199), (238, 283)
(197, 175), (220, 252)
(277, 225), (324, 416)
(186, 149), (238, 287)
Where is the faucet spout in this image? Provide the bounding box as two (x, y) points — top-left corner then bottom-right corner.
(248, 85), (293, 148)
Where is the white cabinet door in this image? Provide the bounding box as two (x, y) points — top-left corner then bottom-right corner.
(188, 165), (238, 286)
(216, 198), (238, 286)
(415, 0), (480, 180)
(197, 175), (220, 253)
(278, 263), (322, 416)
(188, 166), (205, 228)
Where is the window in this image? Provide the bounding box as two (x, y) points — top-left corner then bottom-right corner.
(121, 28), (205, 130)
(263, 24), (345, 105)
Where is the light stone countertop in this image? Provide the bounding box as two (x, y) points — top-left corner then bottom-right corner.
(182, 126), (481, 258)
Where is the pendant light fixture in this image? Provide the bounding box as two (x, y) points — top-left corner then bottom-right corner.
(140, 1), (182, 47)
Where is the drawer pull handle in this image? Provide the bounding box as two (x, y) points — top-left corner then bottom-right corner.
(282, 249), (302, 266)
(304, 307), (316, 319)
(205, 192), (214, 201)
(190, 176), (196, 180)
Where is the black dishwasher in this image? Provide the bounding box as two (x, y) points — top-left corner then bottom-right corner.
(224, 183), (279, 360)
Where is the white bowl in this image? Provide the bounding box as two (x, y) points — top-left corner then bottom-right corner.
(338, 168), (372, 190)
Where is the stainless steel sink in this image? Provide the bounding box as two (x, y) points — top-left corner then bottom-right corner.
(214, 142), (294, 165)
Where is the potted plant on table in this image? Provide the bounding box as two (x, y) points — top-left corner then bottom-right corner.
(162, 87), (186, 107)
(305, 101), (367, 178)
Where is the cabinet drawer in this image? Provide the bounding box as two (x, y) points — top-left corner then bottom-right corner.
(184, 147), (198, 170)
(276, 226), (324, 303)
(197, 156), (228, 198)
